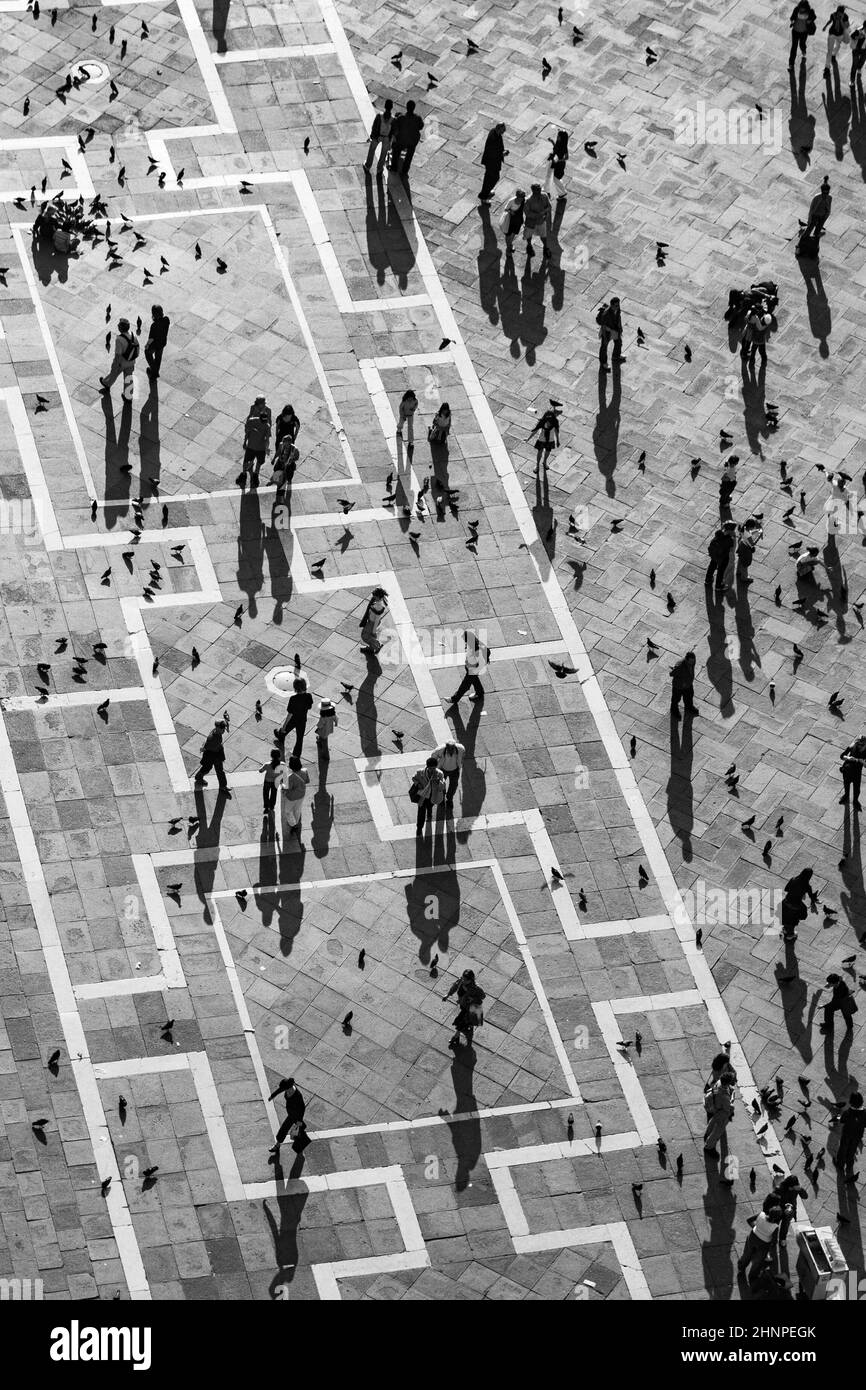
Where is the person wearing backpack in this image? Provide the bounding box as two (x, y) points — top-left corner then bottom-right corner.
(789, 1), (818, 66)
(99, 316), (139, 395)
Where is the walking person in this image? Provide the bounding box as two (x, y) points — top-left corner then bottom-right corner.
(241, 395), (272, 487)
(820, 972), (858, 1034)
(99, 316), (139, 396)
(850, 21), (866, 79)
(391, 100), (424, 176)
(267, 1077), (307, 1155)
(411, 756), (446, 835)
(499, 188), (526, 254)
(280, 755), (310, 840)
(597, 297), (623, 369)
(479, 122), (508, 201)
(741, 303), (772, 367)
(703, 1067), (737, 1156)
(434, 739), (465, 807)
(194, 719), (231, 796)
(315, 697), (337, 761)
(704, 521), (736, 590)
(445, 969), (486, 1050)
(528, 406), (560, 467)
(144, 304), (170, 380)
(670, 652), (699, 720)
(823, 4), (851, 74)
(275, 676), (314, 758)
(789, 0), (818, 65)
(364, 98), (394, 172)
(260, 747), (287, 816)
(447, 632), (488, 706)
(736, 518), (762, 585)
(806, 175), (832, 235)
(544, 128), (569, 200)
(839, 734), (866, 808)
(522, 183), (553, 260)
(780, 867), (816, 942)
(359, 586), (389, 654)
(395, 388), (418, 445)
(427, 402), (452, 445)
(274, 403), (301, 450)
(834, 1091), (866, 1180)
(737, 1207), (782, 1282)
(719, 453), (739, 515)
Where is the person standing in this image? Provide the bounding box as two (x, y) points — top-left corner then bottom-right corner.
(499, 188), (526, 253)
(315, 697), (337, 761)
(823, 5), (851, 74)
(275, 676), (313, 758)
(274, 403), (300, 450)
(597, 297), (623, 369)
(737, 1207), (782, 1281)
(851, 21), (866, 79)
(260, 747), (287, 815)
(428, 402), (452, 445)
(789, 0), (818, 65)
(741, 304), (771, 367)
(280, 755), (310, 840)
(412, 756), (446, 835)
(242, 396), (272, 486)
(364, 97), (394, 172)
(544, 129), (569, 200)
(434, 739), (465, 806)
(839, 735), (866, 808)
(834, 1091), (866, 1180)
(359, 587), (389, 654)
(479, 122), (508, 201)
(820, 973), (858, 1034)
(99, 316), (139, 396)
(703, 1067), (736, 1155)
(194, 719), (231, 796)
(670, 652), (699, 720)
(395, 388), (419, 445)
(522, 183), (552, 259)
(528, 407), (561, 466)
(704, 521), (736, 590)
(736, 518), (762, 585)
(448, 632), (487, 706)
(144, 304), (170, 380)
(445, 969), (486, 1049)
(391, 100), (424, 176)
(268, 1077), (307, 1154)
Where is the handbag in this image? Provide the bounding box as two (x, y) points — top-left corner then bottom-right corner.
(408, 783), (420, 803)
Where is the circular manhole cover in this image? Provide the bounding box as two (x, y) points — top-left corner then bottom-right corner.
(266, 666), (307, 697)
(76, 59), (111, 87)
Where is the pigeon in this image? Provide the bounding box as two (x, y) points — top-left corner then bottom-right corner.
(646, 46), (658, 64)
(646, 637), (659, 656)
(96, 699), (109, 720)
(152, 658), (160, 678)
(235, 889), (248, 910)
(584, 140), (598, 157)
(303, 137), (310, 155)
(466, 38), (479, 55)
(195, 242), (202, 260)
(649, 569), (656, 589)
(666, 592), (676, 613)
(357, 948), (365, 969)
(676, 1153), (683, 1175)
(438, 338), (453, 351)
(775, 816), (785, 834)
(118, 1096), (127, 1122)
(550, 866), (565, 884)
(233, 605), (244, 625)
(100, 568), (112, 585)
(429, 954), (439, 978)
(572, 25), (583, 43)
(629, 736), (637, 758)
(166, 883), (182, 900)
(141, 20), (149, 37)
(101, 1178), (112, 1196)
(142, 1166), (159, 1180)
(578, 890), (587, 911)
(47, 1050), (61, 1071)
(160, 1020), (174, 1040)
(829, 691), (844, 711)
(541, 57), (552, 78)
(549, 660), (577, 678)
(762, 840), (773, 860)
(637, 451), (646, 472)
(342, 1012), (353, 1032)
(610, 518), (624, 533)
(741, 815), (756, 832)
(109, 80), (118, 102)
(657, 1138), (667, 1156)
(784, 1115), (797, 1133)
(636, 327), (646, 347)
(631, 1181), (643, 1193)
(616, 152), (627, 170)
(216, 258), (227, 274)
(695, 928), (703, 948)
(340, 683), (354, 699)
(390, 51), (403, 69)
(191, 648), (200, 669)
(638, 864), (649, 886)
(55, 639), (67, 654)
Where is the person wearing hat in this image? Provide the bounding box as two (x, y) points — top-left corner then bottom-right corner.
(820, 973), (858, 1034)
(100, 315), (140, 394)
(315, 697), (337, 761)
(434, 739), (465, 806)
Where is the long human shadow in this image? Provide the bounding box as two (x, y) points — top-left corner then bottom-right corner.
(498, 246), (523, 359)
(777, 933), (813, 1062)
(440, 1050), (482, 1193)
(789, 60), (816, 171)
(263, 1187), (309, 1298)
(667, 708), (694, 863)
(192, 785), (230, 925)
(823, 536), (851, 641)
(446, 698), (486, 836)
(532, 457), (555, 568)
(102, 392), (133, 530)
(840, 801), (866, 941)
(236, 486), (265, 619)
(592, 359), (621, 498)
(363, 172), (416, 290)
(796, 253), (831, 356)
(138, 378), (161, 502)
(740, 355), (769, 456)
(212, 0), (230, 54)
(701, 1173), (736, 1300)
(476, 202), (501, 329)
(705, 584), (734, 716)
(356, 652), (381, 758)
(263, 506), (293, 624)
(733, 572), (760, 682)
(310, 758), (334, 860)
(517, 253), (549, 367)
(850, 74), (866, 179)
(823, 61), (851, 160)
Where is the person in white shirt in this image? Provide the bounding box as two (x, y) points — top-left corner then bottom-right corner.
(434, 740), (465, 806)
(448, 633), (488, 706)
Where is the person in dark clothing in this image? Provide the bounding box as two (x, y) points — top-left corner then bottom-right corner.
(780, 867), (817, 941)
(851, 22), (866, 80)
(544, 128), (569, 200)
(704, 522), (736, 589)
(840, 734), (866, 808)
(479, 123), (508, 201)
(194, 720), (231, 795)
(806, 175), (832, 235)
(597, 297), (623, 368)
(268, 1077), (307, 1152)
(144, 304), (170, 379)
(670, 651), (698, 719)
(392, 100), (424, 175)
(274, 404), (300, 449)
(835, 1092), (866, 1179)
(364, 98), (394, 172)
(275, 677), (314, 758)
(821, 973), (858, 1034)
(445, 969), (486, 1049)
(242, 396), (272, 486)
(789, 1), (817, 67)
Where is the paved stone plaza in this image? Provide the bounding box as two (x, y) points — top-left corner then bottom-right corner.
(0, 0), (865, 1303)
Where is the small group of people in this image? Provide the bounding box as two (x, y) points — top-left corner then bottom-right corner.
(788, 2), (866, 80)
(32, 198), (85, 258)
(409, 740), (466, 833)
(704, 515), (764, 591)
(498, 184), (554, 260)
(480, 123), (569, 206)
(99, 306), (171, 397)
(240, 398), (301, 490)
(364, 98), (425, 176)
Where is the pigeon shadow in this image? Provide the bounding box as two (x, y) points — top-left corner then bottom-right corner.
(797, 252), (831, 356)
(823, 62), (851, 160)
(592, 358), (621, 498)
(667, 708), (694, 863)
(789, 60), (816, 171)
(705, 584), (735, 717)
(102, 391), (133, 530)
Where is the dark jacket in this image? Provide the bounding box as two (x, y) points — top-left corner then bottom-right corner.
(202, 728), (225, 760)
(269, 1083), (306, 1125)
(285, 691), (314, 727)
(708, 528), (734, 559)
(393, 110), (424, 149)
(482, 128), (506, 168)
(147, 315), (170, 348)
